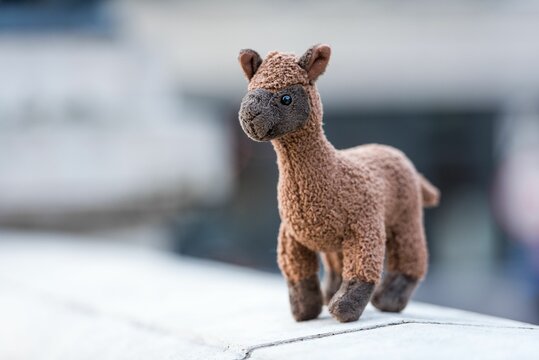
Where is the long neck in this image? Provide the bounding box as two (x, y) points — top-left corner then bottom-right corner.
(271, 87), (336, 178)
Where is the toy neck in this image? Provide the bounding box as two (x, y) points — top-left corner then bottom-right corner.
(272, 102), (336, 178)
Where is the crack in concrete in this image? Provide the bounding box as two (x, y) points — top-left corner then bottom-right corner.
(3, 277), (537, 360)
(237, 320), (539, 360)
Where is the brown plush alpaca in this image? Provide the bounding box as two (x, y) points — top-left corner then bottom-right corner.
(237, 44), (440, 323)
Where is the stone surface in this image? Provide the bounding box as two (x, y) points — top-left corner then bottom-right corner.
(0, 230), (537, 360)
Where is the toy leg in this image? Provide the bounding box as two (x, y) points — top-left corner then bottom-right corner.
(277, 224), (322, 321)
(328, 221), (385, 322)
(372, 210), (427, 313)
(321, 252), (343, 304)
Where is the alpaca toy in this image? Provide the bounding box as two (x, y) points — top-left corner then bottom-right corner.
(237, 44), (440, 323)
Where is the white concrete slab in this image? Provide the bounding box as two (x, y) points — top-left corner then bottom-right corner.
(0, 231), (537, 360)
(251, 323), (539, 360)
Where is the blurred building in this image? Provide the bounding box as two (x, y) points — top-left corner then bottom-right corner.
(1, 0), (538, 323)
(0, 0), (233, 239)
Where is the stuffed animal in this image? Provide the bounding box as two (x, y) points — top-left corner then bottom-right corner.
(237, 44), (440, 323)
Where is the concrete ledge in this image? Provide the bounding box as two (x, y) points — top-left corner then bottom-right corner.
(0, 231), (537, 360)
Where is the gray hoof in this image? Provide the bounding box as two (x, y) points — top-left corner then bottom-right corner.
(328, 279), (374, 323)
(287, 275), (323, 321)
(371, 272), (418, 313)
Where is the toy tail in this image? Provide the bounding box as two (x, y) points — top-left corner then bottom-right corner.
(419, 174), (440, 208)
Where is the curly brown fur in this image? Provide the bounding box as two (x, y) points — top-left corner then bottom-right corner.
(321, 252), (343, 304)
(322, 271), (342, 305)
(238, 44), (440, 322)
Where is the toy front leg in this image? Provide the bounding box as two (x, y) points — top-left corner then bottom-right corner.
(277, 224), (323, 321)
(328, 221), (385, 322)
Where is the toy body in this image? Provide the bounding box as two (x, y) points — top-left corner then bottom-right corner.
(238, 45), (440, 323)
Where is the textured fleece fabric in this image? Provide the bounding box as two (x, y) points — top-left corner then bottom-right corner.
(371, 272), (419, 312)
(287, 274), (323, 321)
(239, 85), (310, 141)
(239, 46), (440, 293)
(321, 251), (343, 304)
(328, 279), (375, 322)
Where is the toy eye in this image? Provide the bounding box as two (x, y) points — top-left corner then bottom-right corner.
(280, 95), (292, 105)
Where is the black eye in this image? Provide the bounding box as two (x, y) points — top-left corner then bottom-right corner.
(280, 94), (292, 105)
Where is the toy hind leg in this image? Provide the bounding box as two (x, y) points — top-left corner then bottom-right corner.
(372, 210), (427, 312)
(321, 252), (343, 304)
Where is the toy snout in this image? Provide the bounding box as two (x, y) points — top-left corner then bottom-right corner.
(238, 85), (311, 142)
(238, 89), (277, 141)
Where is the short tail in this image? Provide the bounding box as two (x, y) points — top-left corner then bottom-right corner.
(419, 174), (440, 207)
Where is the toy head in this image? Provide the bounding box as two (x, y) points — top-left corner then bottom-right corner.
(238, 44), (331, 141)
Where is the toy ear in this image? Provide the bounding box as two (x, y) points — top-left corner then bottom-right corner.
(298, 44), (331, 82)
(238, 49), (262, 81)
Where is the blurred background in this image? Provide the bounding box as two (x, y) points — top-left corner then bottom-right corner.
(0, 0), (538, 324)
